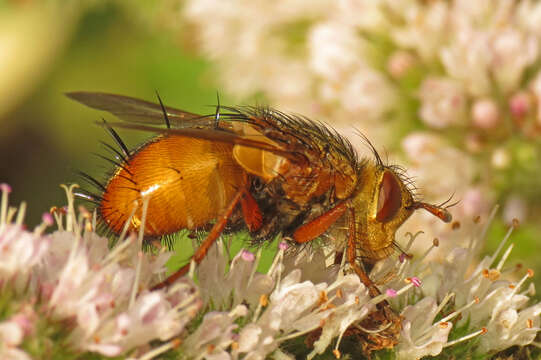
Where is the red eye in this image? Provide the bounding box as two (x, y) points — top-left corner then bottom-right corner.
(376, 171), (402, 222)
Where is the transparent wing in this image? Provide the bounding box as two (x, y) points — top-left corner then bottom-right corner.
(67, 91), (215, 128)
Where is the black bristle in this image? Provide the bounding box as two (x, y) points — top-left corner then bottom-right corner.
(94, 153), (133, 176)
(102, 118), (130, 158)
(100, 140), (127, 163)
(155, 90), (171, 129)
(77, 171), (106, 191)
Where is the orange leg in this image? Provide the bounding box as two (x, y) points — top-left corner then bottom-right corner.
(240, 191), (263, 232)
(151, 190), (244, 290)
(346, 206), (381, 297)
(293, 202), (347, 243)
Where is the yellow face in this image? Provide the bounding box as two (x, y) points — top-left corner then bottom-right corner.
(352, 162), (416, 262)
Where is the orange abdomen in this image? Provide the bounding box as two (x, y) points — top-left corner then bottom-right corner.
(100, 135), (245, 236)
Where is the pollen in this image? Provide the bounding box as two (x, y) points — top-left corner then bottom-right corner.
(319, 291), (328, 304)
(487, 269), (500, 281)
(259, 294), (269, 307)
(439, 321), (449, 328)
(172, 338), (182, 348)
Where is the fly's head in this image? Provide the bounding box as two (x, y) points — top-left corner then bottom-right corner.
(352, 161), (452, 261)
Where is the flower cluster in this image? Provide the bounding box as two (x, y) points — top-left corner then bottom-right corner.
(371, 210), (541, 359)
(179, 0), (541, 254)
(0, 184), (202, 359)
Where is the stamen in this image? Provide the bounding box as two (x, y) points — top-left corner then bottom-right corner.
(490, 225), (514, 268)
(34, 212), (54, 235)
(248, 247), (263, 286)
(15, 202), (26, 226)
(511, 270), (534, 296)
(405, 277), (422, 287)
(443, 327), (487, 348)
(404, 231), (424, 252)
(252, 294), (268, 323)
(438, 296), (478, 324)
(130, 196), (149, 307)
(6, 207), (16, 224)
(188, 258), (196, 279)
(418, 239), (439, 262)
(0, 183), (12, 227)
(354, 321), (393, 334)
(434, 293), (454, 319)
(60, 184), (79, 233)
(119, 201), (139, 242)
(137, 338), (182, 360)
(50, 207), (64, 231)
(496, 243), (515, 271)
(103, 234), (135, 266)
(372, 282), (414, 304)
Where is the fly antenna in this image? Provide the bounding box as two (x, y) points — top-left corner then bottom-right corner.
(409, 201), (453, 223)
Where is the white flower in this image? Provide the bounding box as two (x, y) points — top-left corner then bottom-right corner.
(308, 22), (364, 82)
(198, 243), (274, 309)
(182, 306), (246, 360)
(392, 1), (450, 61)
(85, 281), (201, 356)
(0, 225), (49, 283)
(396, 297), (453, 360)
(478, 298), (541, 353)
(418, 77), (467, 129)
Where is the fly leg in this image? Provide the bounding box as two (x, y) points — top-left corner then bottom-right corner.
(292, 202), (347, 243)
(346, 205), (401, 353)
(151, 189), (244, 290)
(345, 206), (381, 297)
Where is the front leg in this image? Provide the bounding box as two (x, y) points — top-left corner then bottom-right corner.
(346, 205), (381, 297)
(346, 204), (402, 353)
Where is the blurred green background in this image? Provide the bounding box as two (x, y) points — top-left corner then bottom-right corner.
(0, 1), (226, 227)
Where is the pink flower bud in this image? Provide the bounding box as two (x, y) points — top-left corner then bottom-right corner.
(0, 183), (12, 193)
(472, 98), (500, 129)
(42, 212), (54, 226)
(410, 277), (422, 287)
(387, 51), (415, 78)
(241, 250), (255, 262)
(509, 92), (531, 119)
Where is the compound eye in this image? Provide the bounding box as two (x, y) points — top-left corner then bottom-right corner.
(376, 171), (402, 223)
